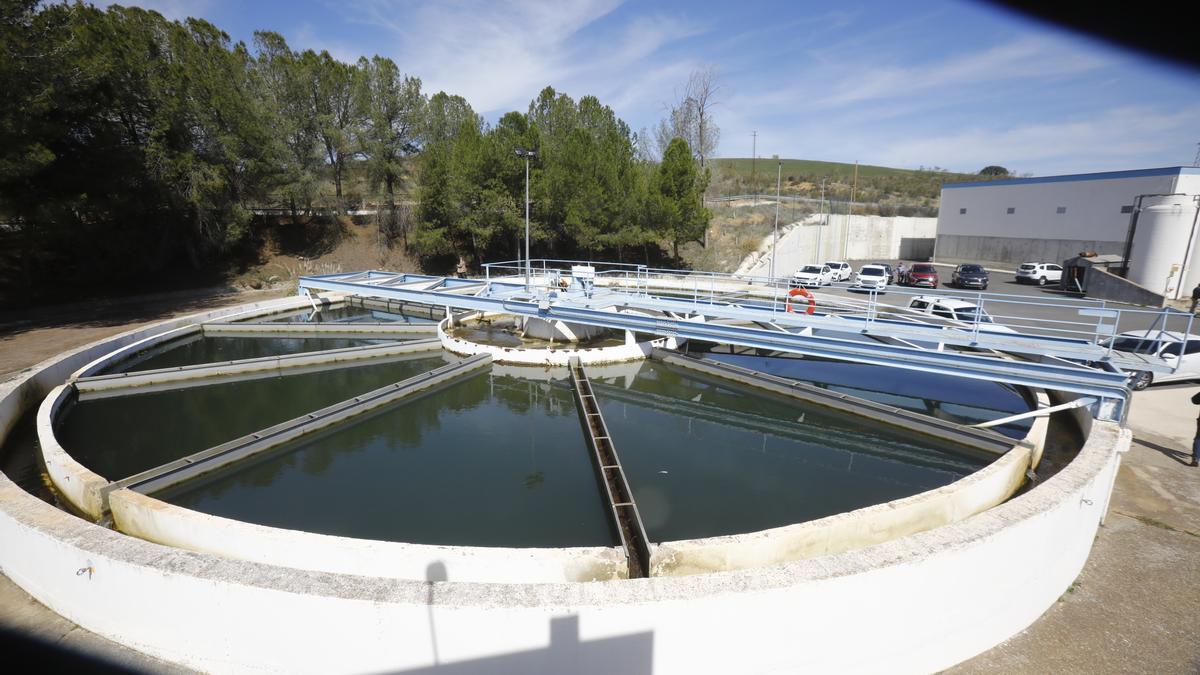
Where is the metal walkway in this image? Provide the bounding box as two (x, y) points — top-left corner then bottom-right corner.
(298, 265), (1145, 422)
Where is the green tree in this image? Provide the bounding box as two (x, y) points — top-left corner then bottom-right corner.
(356, 55), (424, 244)
(303, 50), (361, 213)
(253, 31), (321, 221)
(979, 165), (1010, 176)
(656, 138), (710, 259)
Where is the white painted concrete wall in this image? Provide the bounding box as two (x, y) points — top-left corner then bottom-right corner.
(935, 168), (1200, 267)
(739, 214), (937, 278)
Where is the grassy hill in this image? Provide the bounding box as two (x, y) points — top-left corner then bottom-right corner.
(707, 158), (1003, 213)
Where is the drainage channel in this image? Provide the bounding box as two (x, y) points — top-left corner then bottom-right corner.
(201, 322), (438, 338)
(568, 356), (651, 579)
(652, 349), (1015, 457)
(100, 354), (491, 508)
(73, 339), (444, 399)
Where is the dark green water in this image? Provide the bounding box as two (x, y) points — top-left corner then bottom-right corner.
(162, 371), (615, 547)
(697, 349), (1035, 439)
(57, 355), (453, 480)
(104, 336), (399, 374)
(587, 361), (989, 542)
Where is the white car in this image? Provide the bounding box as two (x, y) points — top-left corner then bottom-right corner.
(906, 295), (1016, 333)
(1015, 262), (1063, 286)
(852, 265), (889, 291)
(824, 261), (852, 282)
(791, 264), (835, 287)
(1105, 331), (1200, 390)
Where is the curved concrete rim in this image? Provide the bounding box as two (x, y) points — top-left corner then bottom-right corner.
(36, 299), (1036, 582)
(0, 293), (1128, 673)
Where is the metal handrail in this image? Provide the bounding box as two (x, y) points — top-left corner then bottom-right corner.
(452, 258), (1185, 371)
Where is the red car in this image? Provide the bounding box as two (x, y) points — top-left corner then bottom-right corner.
(903, 263), (939, 288)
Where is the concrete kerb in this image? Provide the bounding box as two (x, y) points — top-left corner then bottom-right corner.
(0, 296), (1130, 673)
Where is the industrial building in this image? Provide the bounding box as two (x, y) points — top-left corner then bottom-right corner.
(935, 166), (1200, 300)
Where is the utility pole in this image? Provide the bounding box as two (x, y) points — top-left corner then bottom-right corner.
(515, 148), (536, 291)
(817, 178), (826, 263)
(751, 131), (757, 207)
(1193, 141), (1200, 167)
(770, 160), (782, 281)
(844, 160), (858, 260)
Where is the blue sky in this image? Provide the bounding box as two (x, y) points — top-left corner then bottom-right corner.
(108, 0), (1200, 176)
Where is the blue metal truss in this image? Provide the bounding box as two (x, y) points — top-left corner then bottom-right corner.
(299, 271), (1131, 421)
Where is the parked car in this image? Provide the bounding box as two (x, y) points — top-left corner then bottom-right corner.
(1104, 331), (1200, 390)
(870, 262), (896, 283)
(905, 295), (1015, 333)
(902, 263), (940, 288)
(791, 264), (835, 287)
(1015, 262), (1063, 286)
(951, 264), (989, 290)
(852, 264), (890, 292)
(824, 261), (853, 282)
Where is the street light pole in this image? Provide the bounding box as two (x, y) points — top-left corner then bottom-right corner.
(515, 148), (536, 291)
(770, 160), (781, 282)
(818, 178), (826, 263)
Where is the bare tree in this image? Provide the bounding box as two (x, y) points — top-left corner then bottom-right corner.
(654, 67), (720, 172)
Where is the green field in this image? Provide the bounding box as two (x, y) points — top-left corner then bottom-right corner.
(710, 158), (980, 184)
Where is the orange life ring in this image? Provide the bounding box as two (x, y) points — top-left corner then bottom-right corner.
(786, 287), (816, 314)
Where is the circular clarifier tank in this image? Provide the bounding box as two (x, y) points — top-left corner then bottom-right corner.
(43, 299), (1036, 556)
(0, 291), (1119, 673)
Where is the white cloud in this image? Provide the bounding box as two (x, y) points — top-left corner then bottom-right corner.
(332, 0), (704, 117)
(872, 105), (1200, 173)
(336, 0), (621, 112)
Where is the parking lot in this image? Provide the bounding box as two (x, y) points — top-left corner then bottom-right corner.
(796, 258), (1196, 341)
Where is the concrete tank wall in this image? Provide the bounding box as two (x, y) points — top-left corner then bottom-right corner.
(0, 297), (1130, 673)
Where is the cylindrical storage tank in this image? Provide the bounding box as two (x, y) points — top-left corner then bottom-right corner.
(1126, 195), (1200, 299)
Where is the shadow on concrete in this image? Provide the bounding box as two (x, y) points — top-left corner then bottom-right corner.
(401, 613), (654, 675)
(411, 560), (653, 674)
(1136, 437), (1194, 466)
(0, 626), (144, 673)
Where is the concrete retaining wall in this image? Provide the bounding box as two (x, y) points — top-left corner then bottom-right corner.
(0, 298), (1130, 673)
(934, 233), (1124, 268)
(739, 214), (937, 277)
(1083, 267), (1165, 307)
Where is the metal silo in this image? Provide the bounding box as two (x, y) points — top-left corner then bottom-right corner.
(1125, 194), (1200, 299)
